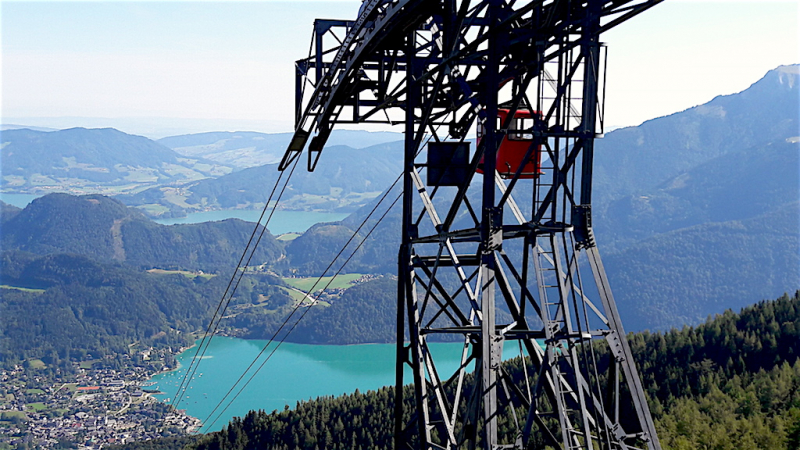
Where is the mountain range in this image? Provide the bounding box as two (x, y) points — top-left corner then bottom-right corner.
(157, 129), (403, 169)
(1, 127), (233, 197)
(592, 65), (800, 212)
(0, 193), (402, 366)
(1, 127), (404, 219)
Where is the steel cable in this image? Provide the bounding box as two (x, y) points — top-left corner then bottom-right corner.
(202, 188), (403, 431)
(170, 158), (298, 409)
(196, 129), (439, 430)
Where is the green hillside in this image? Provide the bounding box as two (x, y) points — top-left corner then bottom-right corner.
(0, 252), (218, 367)
(0, 250), (294, 370)
(1, 193), (283, 273)
(227, 277), (398, 344)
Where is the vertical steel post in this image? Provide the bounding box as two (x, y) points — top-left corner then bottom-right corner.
(577, 4), (662, 450)
(479, 2), (502, 448)
(314, 21), (324, 86)
(398, 29), (433, 450)
(579, 3), (600, 208)
(295, 62), (304, 128)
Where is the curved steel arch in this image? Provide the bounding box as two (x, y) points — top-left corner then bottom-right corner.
(280, 1), (664, 449)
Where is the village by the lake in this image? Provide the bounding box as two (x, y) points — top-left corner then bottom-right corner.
(0, 347), (200, 449)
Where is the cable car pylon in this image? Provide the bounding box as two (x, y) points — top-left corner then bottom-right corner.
(279, 1), (664, 449)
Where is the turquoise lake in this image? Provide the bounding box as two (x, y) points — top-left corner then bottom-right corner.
(148, 337), (523, 433)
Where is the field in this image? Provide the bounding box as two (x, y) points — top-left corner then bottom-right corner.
(283, 273), (365, 293)
(79, 360), (100, 370)
(0, 411), (27, 420)
(282, 287), (310, 302)
(137, 203), (171, 216)
(1, 285), (45, 293)
(27, 359), (46, 369)
(25, 403), (47, 412)
(147, 268), (215, 280)
(279, 287), (330, 307)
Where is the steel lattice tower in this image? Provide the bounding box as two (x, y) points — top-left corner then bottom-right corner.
(279, 1), (664, 449)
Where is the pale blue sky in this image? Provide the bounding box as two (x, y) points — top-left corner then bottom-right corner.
(2, 1), (798, 136)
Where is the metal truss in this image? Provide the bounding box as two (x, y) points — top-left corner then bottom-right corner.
(279, 1), (664, 449)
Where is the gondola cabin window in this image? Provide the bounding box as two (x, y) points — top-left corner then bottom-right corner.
(476, 108), (543, 179)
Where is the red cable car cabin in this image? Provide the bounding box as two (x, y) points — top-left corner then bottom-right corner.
(476, 108), (543, 179)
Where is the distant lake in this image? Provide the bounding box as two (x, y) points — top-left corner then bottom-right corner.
(153, 210), (348, 235)
(148, 337), (524, 433)
(0, 193), (346, 235)
(0, 193), (41, 208)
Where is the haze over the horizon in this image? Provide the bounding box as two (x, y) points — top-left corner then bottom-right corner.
(2, 1), (798, 138)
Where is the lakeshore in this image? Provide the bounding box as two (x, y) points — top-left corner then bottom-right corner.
(147, 337), (525, 433)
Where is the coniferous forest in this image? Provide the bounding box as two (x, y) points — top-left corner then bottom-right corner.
(112, 291), (800, 450)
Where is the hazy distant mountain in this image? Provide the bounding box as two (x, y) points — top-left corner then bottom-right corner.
(120, 140), (405, 216)
(0, 201), (22, 222)
(593, 64), (799, 208)
(158, 129), (404, 169)
(1, 193), (283, 272)
(1, 116), (284, 140)
(1, 127), (232, 195)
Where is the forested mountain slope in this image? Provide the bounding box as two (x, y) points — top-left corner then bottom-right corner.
(0, 250), (294, 370)
(118, 291), (800, 450)
(1, 193), (283, 272)
(0, 252), (219, 367)
(605, 201), (800, 328)
(596, 138), (800, 251)
(226, 277), (398, 344)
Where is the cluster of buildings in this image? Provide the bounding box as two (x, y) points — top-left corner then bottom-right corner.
(0, 357), (200, 449)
